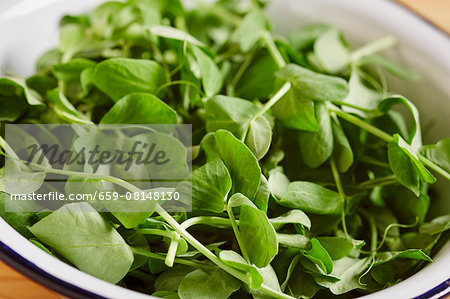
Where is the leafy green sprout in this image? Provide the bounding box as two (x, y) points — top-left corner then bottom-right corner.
(1, 0), (450, 298)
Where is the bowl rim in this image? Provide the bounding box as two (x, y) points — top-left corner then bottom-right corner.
(0, 0), (449, 298)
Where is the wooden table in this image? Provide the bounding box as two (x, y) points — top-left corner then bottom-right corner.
(0, 261), (61, 299)
(0, 1), (449, 298)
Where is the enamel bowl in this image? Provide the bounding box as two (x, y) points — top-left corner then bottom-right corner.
(0, 0), (449, 298)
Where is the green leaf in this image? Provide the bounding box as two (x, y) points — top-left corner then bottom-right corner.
(0, 78), (43, 121)
(110, 205), (156, 230)
(2, 128), (48, 194)
(298, 102), (334, 168)
(100, 93), (177, 125)
(201, 130), (261, 199)
(278, 181), (343, 215)
(115, 131), (189, 187)
(80, 66), (95, 97)
(384, 185), (430, 224)
(0, 95), (28, 122)
(285, 263), (322, 299)
(371, 264), (394, 286)
(205, 95), (259, 138)
(315, 237), (354, 260)
(148, 25), (206, 48)
(155, 265), (195, 292)
(230, 193), (278, 268)
(233, 9), (269, 52)
(152, 291), (179, 299)
(379, 96), (423, 150)
(240, 204), (278, 267)
(0, 192), (37, 238)
(46, 88), (92, 124)
(374, 249), (432, 266)
(53, 58), (96, 82)
(26, 74), (57, 97)
(0, 77), (43, 105)
(234, 52), (278, 100)
(251, 265), (282, 299)
(331, 117), (353, 172)
(277, 233), (309, 249)
(268, 169), (290, 200)
(420, 214), (450, 235)
(303, 238), (333, 274)
(276, 64), (349, 101)
(387, 139), (421, 196)
(245, 115), (272, 160)
(228, 193), (257, 209)
(279, 254), (300, 291)
(218, 250), (263, 289)
(342, 68), (380, 117)
(270, 209), (311, 230)
(316, 257), (371, 295)
(289, 23), (331, 50)
(420, 138), (450, 174)
(29, 203), (133, 284)
(120, 229), (150, 271)
(253, 174), (270, 213)
(36, 49), (62, 72)
(59, 24), (89, 61)
(192, 46), (223, 97)
(358, 54), (421, 81)
(93, 58), (166, 101)
(272, 87), (318, 132)
(178, 268), (241, 299)
(176, 158), (231, 213)
(314, 28), (349, 73)
(388, 134), (436, 196)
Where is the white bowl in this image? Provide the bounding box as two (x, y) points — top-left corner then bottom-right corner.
(0, 0), (449, 298)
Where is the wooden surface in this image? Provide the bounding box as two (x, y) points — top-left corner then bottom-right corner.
(396, 0), (450, 34)
(0, 261), (61, 299)
(0, 1), (449, 299)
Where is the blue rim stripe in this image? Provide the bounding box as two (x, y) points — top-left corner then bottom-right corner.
(414, 279), (450, 299)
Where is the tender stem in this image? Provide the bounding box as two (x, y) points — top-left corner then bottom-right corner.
(329, 104), (450, 182)
(132, 247), (216, 270)
(350, 36), (397, 62)
(156, 80), (204, 96)
(261, 31), (286, 68)
(329, 104), (393, 143)
(230, 47), (256, 95)
(154, 205), (242, 275)
(1, 154), (298, 299)
(227, 204), (251, 263)
(156, 206), (294, 299)
(258, 285), (296, 299)
(131, 228), (173, 239)
(330, 158), (349, 238)
(241, 82), (291, 142)
(369, 217), (378, 252)
(358, 175), (397, 188)
(418, 155), (450, 181)
(375, 218), (418, 251)
(181, 216), (232, 229)
(165, 234), (180, 267)
(358, 156), (390, 169)
(330, 100), (376, 113)
(258, 82), (291, 117)
(358, 209), (378, 253)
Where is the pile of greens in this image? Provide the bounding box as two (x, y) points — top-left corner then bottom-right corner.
(1, 0), (450, 298)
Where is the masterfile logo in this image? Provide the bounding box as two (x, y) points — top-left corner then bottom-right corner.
(3, 124), (192, 212)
